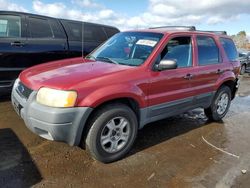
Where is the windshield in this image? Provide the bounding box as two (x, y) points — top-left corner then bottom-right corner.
(239, 53), (246, 57)
(86, 32), (163, 66)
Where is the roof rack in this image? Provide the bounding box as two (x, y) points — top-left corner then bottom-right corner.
(198, 30), (227, 35)
(149, 26), (196, 31)
(148, 26), (227, 35)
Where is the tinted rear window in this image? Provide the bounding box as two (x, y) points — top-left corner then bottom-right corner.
(49, 19), (66, 39)
(63, 21), (82, 41)
(84, 24), (106, 41)
(219, 38), (237, 61)
(29, 17), (53, 38)
(62, 21), (107, 42)
(197, 36), (220, 65)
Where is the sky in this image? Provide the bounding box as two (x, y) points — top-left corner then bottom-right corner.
(0, 0), (250, 37)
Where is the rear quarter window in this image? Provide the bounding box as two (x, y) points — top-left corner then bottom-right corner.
(219, 38), (238, 61)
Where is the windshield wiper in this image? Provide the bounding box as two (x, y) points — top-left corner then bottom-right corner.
(96, 57), (119, 64)
(119, 63), (137, 67)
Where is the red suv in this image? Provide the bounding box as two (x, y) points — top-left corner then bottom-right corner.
(12, 26), (240, 163)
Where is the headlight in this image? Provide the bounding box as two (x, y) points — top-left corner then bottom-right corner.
(37, 87), (77, 108)
(13, 78), (20, 88)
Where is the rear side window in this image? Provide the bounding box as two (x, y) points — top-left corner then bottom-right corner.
(104, 27), (119, 38)
(49, 19), (66, 39)
(197, 36), (220, 65)
(29, 17), (53, 38)
(62, 21), (107, 42)
(84, 24), (106, 42)
(219, 38), (237, 61)
(63, 21), (82, 41)
(0, 15), (21, 38)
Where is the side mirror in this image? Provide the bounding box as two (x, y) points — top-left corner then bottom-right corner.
(154, 59), (177, 71)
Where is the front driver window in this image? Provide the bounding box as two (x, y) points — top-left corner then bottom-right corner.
(159, 36), (193, 68)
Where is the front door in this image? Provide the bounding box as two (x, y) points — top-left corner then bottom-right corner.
(147, 35), (195, 122)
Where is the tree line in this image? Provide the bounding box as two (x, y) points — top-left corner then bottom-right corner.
(231, 31), (250, 50)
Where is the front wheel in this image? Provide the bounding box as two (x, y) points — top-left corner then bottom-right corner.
(204, 86), (231, 121)
(84, 104), (138, 163)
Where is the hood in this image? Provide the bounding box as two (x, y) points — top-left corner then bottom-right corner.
(20, 57), (133, 90)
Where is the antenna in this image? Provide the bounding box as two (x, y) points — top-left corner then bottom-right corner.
(82, 19), (84, 60)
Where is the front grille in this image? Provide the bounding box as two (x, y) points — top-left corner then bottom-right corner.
(16, 82), (33, 99)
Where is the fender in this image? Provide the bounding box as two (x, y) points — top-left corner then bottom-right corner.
(77, 83), (147, 108)
(214, 70), (236, 90)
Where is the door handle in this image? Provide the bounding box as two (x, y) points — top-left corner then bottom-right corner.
(184, 73), (193, 80)
(216, 69), (224, 74)
(11, 41), (25, 47)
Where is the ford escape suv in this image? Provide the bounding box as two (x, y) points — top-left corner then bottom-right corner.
(12, 26), (240, 163)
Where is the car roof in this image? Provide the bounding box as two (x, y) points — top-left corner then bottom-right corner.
(0, 10), (119, 30)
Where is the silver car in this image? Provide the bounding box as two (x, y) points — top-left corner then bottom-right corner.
(238, 50), (250, 74)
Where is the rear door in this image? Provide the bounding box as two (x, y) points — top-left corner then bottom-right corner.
(0, 13), (27, 88)
(25, 15), (68, 66)
(191, 35), (225, 107)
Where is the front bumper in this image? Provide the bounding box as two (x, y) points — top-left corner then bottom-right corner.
(11, 82), (93, 146)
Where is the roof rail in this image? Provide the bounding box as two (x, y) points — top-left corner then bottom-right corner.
(198, 30), (227, 35)
(148, 26), (227, 35)
(149, 26), (196, 31)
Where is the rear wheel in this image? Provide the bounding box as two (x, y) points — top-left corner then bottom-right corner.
(204, 86), (231, 121)
(84, 104), (138, 163)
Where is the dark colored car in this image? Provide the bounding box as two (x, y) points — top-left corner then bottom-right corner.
(0, 11), (119, 95)
(238, 50), (250, 74)
(12, 26), (240, 163)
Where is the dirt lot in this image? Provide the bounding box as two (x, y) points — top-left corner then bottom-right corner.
(1, 75), (250, 188)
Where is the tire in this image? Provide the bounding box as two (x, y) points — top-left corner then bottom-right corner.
(204, 86), (231, 121)
(84, 104), (138, 163)
(240, 64), (246, 75)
